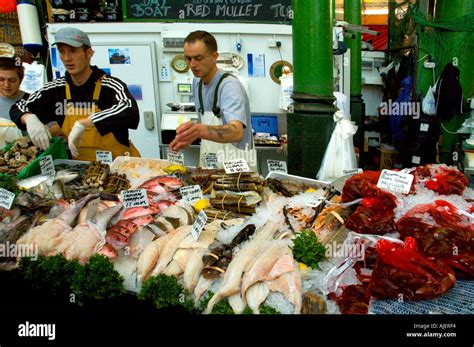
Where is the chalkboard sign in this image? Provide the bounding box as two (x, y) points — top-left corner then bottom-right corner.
(122, 0), (292, 24)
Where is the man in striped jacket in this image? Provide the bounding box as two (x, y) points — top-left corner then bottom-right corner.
(10, 27), (140, 161)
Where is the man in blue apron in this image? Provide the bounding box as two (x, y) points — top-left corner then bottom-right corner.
(169, 31), (256, 170)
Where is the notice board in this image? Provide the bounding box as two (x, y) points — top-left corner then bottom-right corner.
(122, 0), (293, 24)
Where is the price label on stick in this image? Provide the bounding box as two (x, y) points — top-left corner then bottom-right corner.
(39, 155), (55, 176)
(267, 160), (287, 174)
(343, 168), (363, 176)
(180, 185), (203, 205)
(377, 169), (414, 194)
(191, 210), (208, 240)
(167, 150), (185, 165)
(96, 151), (113, 164)
(204, 153), (219, 169)
(223, 158), (250, 174)
(121, 189), (149, 209)
(0, 188), (15, 209)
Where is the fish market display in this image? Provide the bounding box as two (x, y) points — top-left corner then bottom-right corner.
(4, 159), (473, 316)
(0, 137), (40, 175)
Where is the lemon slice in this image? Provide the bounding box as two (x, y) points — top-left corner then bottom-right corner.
(193, 198), (210, 212)
(298, 262), (311, 276)
(164, 164), (187, 174)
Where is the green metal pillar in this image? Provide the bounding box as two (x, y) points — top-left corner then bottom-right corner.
(415, 0), (435, 96)
(344, 0), (365, 164)
(435, 0), (474, 164)
(288, 0), (336, 178)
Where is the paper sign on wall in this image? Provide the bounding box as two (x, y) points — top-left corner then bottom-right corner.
(247, 53), (266, 78)
(377, 169), (414, 194)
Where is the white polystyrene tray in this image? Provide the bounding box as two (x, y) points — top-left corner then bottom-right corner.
(265, 172), (331, 189)
(110, 156), (174, 188)
(53, 159), (90, 166)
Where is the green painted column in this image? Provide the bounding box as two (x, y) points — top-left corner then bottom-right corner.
(435, 0), (474, 164)
(344, 0), (362, 96)
(288, 0), (336, 178)
(344, 0), (365, 163)
(415, 0), (434, 96)
(292, 0), (334, 97)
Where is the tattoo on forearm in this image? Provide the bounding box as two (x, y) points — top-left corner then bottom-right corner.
(207, 124), (237, 140)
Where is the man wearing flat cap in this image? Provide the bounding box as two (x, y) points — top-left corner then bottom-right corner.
(11, 27), (140, 160)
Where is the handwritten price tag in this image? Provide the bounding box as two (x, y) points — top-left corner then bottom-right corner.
(343, 168), (363, 176)
(121, 189), (149, 209)
(377, 169), (414, 194)
(223, 158), (250, 174)
(191, 210), (208, 240)
(0, 188), (15, 209)
(96, 151), (113, 164)
(39, 155), (55, 176)
(179, 185), (203, 205)
(204, 153), (219, 169)
(167, 151), (185, 165)
(267, 160), (287, 174)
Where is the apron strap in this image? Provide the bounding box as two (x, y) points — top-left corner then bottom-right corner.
(92, 76), (104, 101)
(65, 75), (104, 102)
(198, 72), (233, 117)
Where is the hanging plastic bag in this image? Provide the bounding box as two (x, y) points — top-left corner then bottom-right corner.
(20, 61), (47, 94)
(422, 85), (436, 115)
(317, 110), (358, 181)
(279, 71), (293, 110)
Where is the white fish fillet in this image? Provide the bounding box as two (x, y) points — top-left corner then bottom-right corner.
(136, 239), (161, 284)
(17, 219), (72, 256)
(228, 293), (247, 314)
(266, 261), (302, 314)
(164, 259), (183, 276)
(246, 282), (270, 314)
(59, 221), (103, 264)
(204, 222), (278, 314)
(129, 227), (156, 259)
(174, 248), (192, 271)
(267, 252), (295, 279)
(183, 249), (206, 292)
(178, 230), (216, 249)
(136, 227), (181, 283)
(194, 276), (215, 302)
(241, 239), (291, 297)
(151, 225), (192, 276)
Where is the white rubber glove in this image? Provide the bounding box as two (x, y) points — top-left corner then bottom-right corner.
(68, 121), (86, 158)
(25, 114), (51, 150)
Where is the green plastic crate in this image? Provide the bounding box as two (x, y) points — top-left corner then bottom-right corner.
(1, 137), (68, 179)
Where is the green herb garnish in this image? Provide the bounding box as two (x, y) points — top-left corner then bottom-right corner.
(291, 229), (326, 269)
(70, 254), (126, 305)
(138, 274), (194, 312)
